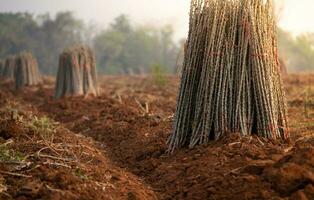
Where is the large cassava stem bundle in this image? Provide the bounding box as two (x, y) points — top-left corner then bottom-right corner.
(1, 56), (16, 80)
(14, 52), (42, 89)
(55, 45), (98, 99)
(168, 0), (288, 152)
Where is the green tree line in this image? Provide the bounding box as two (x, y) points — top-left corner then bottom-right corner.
(0, 12), (83, 74)
(0, 12), (179, 75)
(94, 15), (178, 74)
(0, 11), (313, 74)
(278, 28), (314, 72)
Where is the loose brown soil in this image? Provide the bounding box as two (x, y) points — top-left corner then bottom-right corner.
(0, 90), (156, 200)
(0, 74), (313, 200)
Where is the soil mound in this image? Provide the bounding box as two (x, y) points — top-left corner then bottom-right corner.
(0, 92), (156, 200)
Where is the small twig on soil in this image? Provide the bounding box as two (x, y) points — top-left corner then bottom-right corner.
(0, 160), (29, 166)
(80, 128), (91, 134)
(34, 146), (76, 163)
(248, 136), (252, 143)
(116, 93), (123, 104)
(36, 146), (50, 155)
(225, 167), (243, 176)
(37, 154), (74, 162)
(0, 170), (32, 178)
(135, 99), (147, 114)
(46, 185), (64, 193)
(164, 114), (174, 120)
(55, 143), (79, 161)
(24, 133), (34, 141)
(145, 102), (149, 114)
(256, 137), (265, 146)
(43, 161), (72, 169)
(25, 165), (41, 172)
(283, 147), (293, 153)
(295, 134), (314, 143)
(0, 139), (14, 146)
(37, 143), (61, 158)
(83, 156), (96, 165)
(228, 142), (241, 147)
(95, 181), (115, 191)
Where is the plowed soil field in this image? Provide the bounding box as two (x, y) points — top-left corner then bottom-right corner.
(0, 74), (313, 200)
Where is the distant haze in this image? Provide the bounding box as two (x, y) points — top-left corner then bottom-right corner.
(0, 0), (313, 39)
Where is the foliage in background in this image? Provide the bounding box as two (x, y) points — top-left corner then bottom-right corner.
(151, 64), (167, 87)
(94, 15), (178, 74)
(0, 12), (83, 74)
(0, 12), (313, 74)
(278, 28), (314, 72)
(0, 13), (179, 75)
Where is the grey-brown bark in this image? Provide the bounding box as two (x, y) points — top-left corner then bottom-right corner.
(14, 52), (42, 89)
(55, 45), (98, 99)
(168, 0), (288, 152)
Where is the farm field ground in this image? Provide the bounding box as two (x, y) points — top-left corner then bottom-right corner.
(0, 74), (313, 200)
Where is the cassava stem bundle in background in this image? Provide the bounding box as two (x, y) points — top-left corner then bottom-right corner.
(168, 0), (288, 152)
(1, 55), (16, 80)
(0, 59), (4, 75)
(55, 45), (98, 99)
(14, 51), (42, 89)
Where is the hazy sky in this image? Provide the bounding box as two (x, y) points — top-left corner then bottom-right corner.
(0, 0), (313, 39)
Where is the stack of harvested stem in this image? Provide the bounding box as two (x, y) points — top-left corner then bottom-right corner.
(168, 0), (288, 152)
(0, 59), (4, 76)
(55, 45), (98, 99)
(1, 55), (16, 80)
(14, 52), (42, 89)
